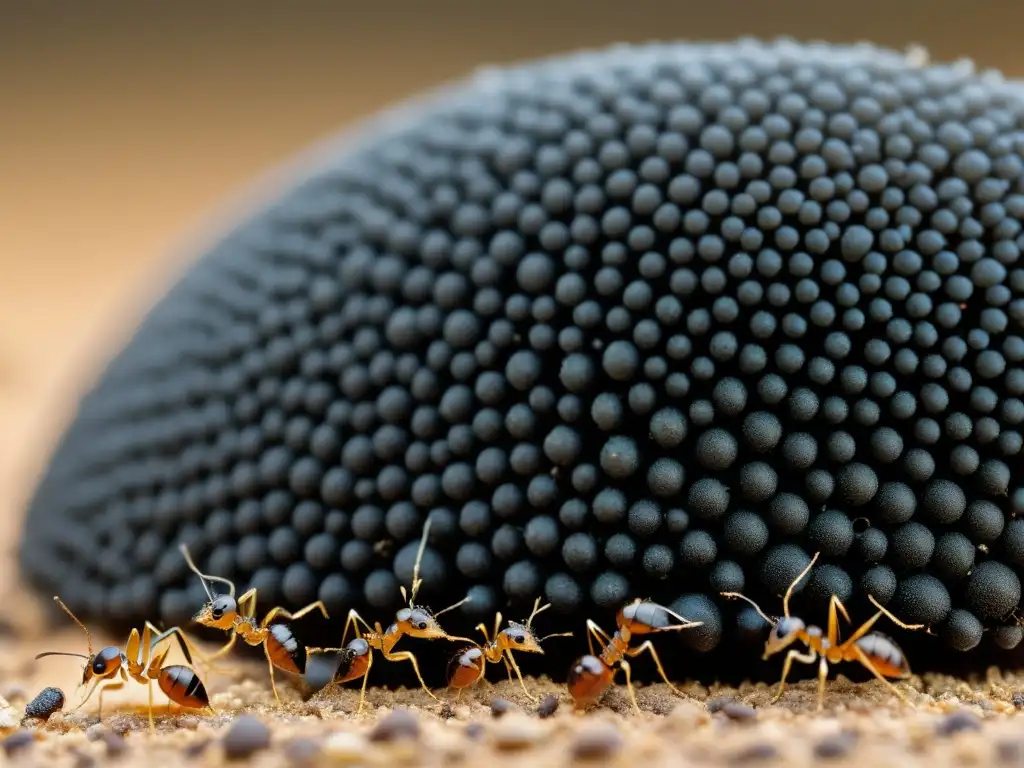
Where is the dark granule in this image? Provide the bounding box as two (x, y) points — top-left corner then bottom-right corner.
(19, 38), (1024, 686)
(537, 694), (560, 718)
(813, 731), (858, 759)
(570, 726), (623, 760)
(936, 709), (982, 735)
(24, 687), (64, 720)
(368, 708), (420, 742)
(222, 715), (272, 759)
(1, 730), (36, 757)
(490, 697), (515, 718)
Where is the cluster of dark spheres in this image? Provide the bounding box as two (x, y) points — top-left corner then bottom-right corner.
(20, 39), (1024, 685)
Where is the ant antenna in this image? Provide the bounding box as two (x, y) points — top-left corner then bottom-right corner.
(432, 594), (472, 618)
(781, 551), (820, 618)
(720, 591), (778, 627)
(52, 596), (93, 657)
(660, 603), (705, 630)
(35, 651), (90, 661)
(401, 517), (433, 607)
(525, 597), (550, 627)
(180, 543), (236, 599)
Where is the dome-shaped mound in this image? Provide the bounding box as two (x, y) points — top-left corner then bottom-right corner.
(20, 39), (1024, 684)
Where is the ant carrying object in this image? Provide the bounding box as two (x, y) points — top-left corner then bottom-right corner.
(446, 597), (573, 702)
(721, 551), (926, 710)
(179, 544), (329, 704)
(566, 598), (703, 712)
(307, 517), (474, 712)
(35, 596), (212, 731)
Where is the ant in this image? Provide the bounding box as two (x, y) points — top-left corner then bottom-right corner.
(566, 598), (703, 712)
(721, 551), (926, 710)
(179, 544), (329, 704)
(35, 596), (212, 731)
(307, 518), (473, 712)
(446, 597), (573, 702)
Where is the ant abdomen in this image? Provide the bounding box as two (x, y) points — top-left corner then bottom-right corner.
(334, 639), (371, 685)
(158, 665), (210, 710)
(266, 624), (304, 674)
(617, 601), (675, 633)
(567, 654), (612, 707)
(447, 646), (487, 690)
(855, 632), (910, 678)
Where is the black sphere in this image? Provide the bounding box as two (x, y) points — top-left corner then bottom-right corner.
(18, 40), (1024, 681)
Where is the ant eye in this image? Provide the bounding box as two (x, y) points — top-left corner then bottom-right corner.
(92, 660), (106, 674)
(513, 635), (525, 644)
(211, 608), (223, 619)
(417, 622), (428, 630)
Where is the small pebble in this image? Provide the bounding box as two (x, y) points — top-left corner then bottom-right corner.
(24, 687), (64, 720)
(537, 695), (560, 718)
(937, 709), (981, 735)
(493, 716), (544, 751)
(368, 708), (420, 742)
(222, 715), (272, 759)
(721, 701), (758, 721)
(1012, 692), (1024, 709)
(85, 725), (105, 742)
(813, 732), (858, 759)
(104, 731), (128, 757)
(729, 742), (778, 764)
(706, 696), (734, 713)
(571, 726), (623, 760)
(1, 730), (35, 757)
(323, 731), (365, 762)
(183, 739), (211, 758)
(491, 697), (515, 718)
(465, 722), (485, 741)
(285, 736), (323, 765)
(997, 738), (1024, 763)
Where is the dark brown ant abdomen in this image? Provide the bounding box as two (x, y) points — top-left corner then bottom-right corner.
(334, 639), (371, 684)
(855, 632), (910, 678)
(158, 665), (210, 709)
(567, 654), (613, 707)
(267, 623), (303, 674)
(447, 645), (486, 690)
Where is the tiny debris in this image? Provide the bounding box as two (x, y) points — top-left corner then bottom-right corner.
(813, 732), (858, 759)
(368, 708), (420, 742)
(490, 697), (515, 718)
(937, 709), (982, 736)
(85, 724), (106, 742)
(706, 696), (734, 713)
(571, 726), (623, 760)
(729, 742), (778, 764)
(24, 687), (64, 720)
(323, 731), (365, 763)
(1012, 692), (1024, 709)
(183, 739), (211, 758)
(222, 715), (272, 759)
(284, 736), (323, 765)
(104, 731), (128, 757)
(721, 701), (758, 721)
(537, 694), (559, 718)
(465, 722), (485, 741)
(439, 701), (455, 719)
(1, 729), (35, 757)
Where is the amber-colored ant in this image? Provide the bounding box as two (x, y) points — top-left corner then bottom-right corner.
(35, 596), (212, 731)
(179, 544), (329, 704)
(307, 518), (474, 712)
(446, 597), (573, 702)
(566, 599), (703, 712)
(721, 552), (926, 710)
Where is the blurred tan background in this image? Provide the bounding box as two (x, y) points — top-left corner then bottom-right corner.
(0, 0), (1021, 697)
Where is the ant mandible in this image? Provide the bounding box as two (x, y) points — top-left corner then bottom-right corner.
(179, 544), (329, 704)
(721, 551), (926, 710)
(566, 598), (703, 712)
(36, 596), (212, 731)
(446, 597), (573, 702)
(307, 518), (474, 711)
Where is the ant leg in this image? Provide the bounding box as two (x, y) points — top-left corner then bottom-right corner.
(356, 650), (373, 715)
(147, 680), (155, 734)
(382, 650), (439, 701)
(826, 595), (853, 648)
(619, 660), (641, 714)
(262, 644), (283, 704)
(503, 651), (537, 703)
(585, 620), (615, 658)
(770, 648), (817, 704)
(852, 646), (914, 705)
(816, 657), (829, 712)
(96, 681), (125, 721)
(625, 640), (685, 699)
(260, 600), (330, 628)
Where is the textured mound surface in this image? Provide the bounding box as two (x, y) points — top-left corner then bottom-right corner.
(20, 40), (1024, 681)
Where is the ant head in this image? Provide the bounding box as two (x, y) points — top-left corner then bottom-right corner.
(763, 616), (806, 657)
(193, 593), (239, 629)
(499, 621), (544, 654)
(83, 646), (122, 684)
(395, 606), (448, 639)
